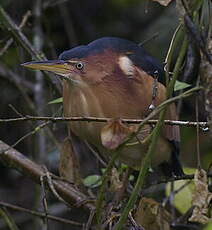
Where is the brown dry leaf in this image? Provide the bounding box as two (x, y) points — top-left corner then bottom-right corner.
(189, 169), (212, 224)
(135, 197), (171, 230)
(151, 0), (173, 6)
(101, 118), (135, 149)
(110, 168), (123, 192)
(59, 137), (82, 186)
(176, 0), (186, 19)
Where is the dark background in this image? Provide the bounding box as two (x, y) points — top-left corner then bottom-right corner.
(0, 0), (211, 229)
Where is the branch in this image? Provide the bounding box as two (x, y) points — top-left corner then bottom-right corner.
(96, 86), (202, 226)
(0, 38), (13, 57)
(0, 10), (31, 57)
(184, 13), (212, 65)
(0, 62), (34, 91)
(0, 140), (95, 212)
(0, 63), (36, 113)
(0, 201), (83, 227)
(0, 116), (209, 128)
(114, 25), (190, 230)
(147, 172), (212, 188)
(0, 208), (19, 230)
(0, 7), (40, 59)
(0, 6), (61, 93)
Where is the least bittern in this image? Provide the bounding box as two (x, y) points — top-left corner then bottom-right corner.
(22, 37), (183, 176)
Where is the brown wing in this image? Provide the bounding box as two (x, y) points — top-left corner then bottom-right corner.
(135, 66), (183, 175)
(163, 100), (184, 176)
(164, 103), (180, 143)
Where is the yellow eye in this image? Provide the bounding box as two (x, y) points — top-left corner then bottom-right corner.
(75, 62), (84, 70)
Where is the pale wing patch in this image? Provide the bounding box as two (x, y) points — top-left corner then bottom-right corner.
(79, 92), (90, 116)
(118, 56), (135, 77)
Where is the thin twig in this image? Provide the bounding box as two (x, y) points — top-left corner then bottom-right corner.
(19, 10), (31, 29)
(0, 115), (208, 127)
(43, 0), (69, 9)
(0, 140), (95, 211)
(139, 32), (159, 47)
(148, 172), (212, 187)
(85, 209), (95, 230)
(32, 5), (48, 228)
(114, 26), (189, 230)
(95, 149), (121, 226)
(0, 6), (41, 58)
(0, 62), (34, 91)
(0, 208), (20, 230)
(40, 172), (49, 228)
(33, 0), (46, 169)
(164, 24), (183, 85)
(0, 121), (51, 155)
(129, 211), (144, 230)
(196, 77), (201, 168)
(8, 104), (24, 118)
(0, 62), (61, 149)
(43, 168), (72, 208)
(0, 38), (13, 56)
(184, 15), (212, 65)
(96, 86), (201, 226)
(58, 2), (77, 46)
(0, 10), (31, 56)
(0, 202), (83, 227)
(0, 6), (61, 93)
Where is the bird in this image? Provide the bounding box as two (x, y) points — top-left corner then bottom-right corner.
(22, 37), (184, 176)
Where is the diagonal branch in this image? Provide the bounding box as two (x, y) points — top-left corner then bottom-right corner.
(0, 6), (61, 93)
(0, 201), (83, 227)
(0, 140), (95, 212)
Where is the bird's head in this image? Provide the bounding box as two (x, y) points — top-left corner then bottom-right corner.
(22, 37), (164, 86)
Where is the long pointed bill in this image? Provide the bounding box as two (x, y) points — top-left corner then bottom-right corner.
(21, 60), (71, 76)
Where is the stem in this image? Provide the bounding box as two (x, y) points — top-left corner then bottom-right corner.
(0, 208), (19, 230)
(165, 24), (183, 86)
(0, 140), (95, 211)
(114, 30), (189, 230)
(167, 38), (189, 98)
(0, 6), (61, 93)
(95, 150), (121, 225)
(0, 116), (208, 127)
(0, 201), (83, 227)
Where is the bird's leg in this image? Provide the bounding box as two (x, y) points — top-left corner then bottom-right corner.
(147, 70), (159, 113)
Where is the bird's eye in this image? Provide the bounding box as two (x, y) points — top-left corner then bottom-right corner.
(75, 62), (84, 70)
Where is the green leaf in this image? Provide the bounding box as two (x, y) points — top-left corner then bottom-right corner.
(83, 175), (102, 188)
(174, 80), (191, 91)
(166, 167), (196, 214)
(101, 168), (106, 174)
(129, 175), (134, 181)
(204, 223), (212, 230)
(48, 97), (63, 105)
(121, 163), (128, 170)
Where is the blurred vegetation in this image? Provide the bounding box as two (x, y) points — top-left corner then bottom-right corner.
(0, 0), (211, 230)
